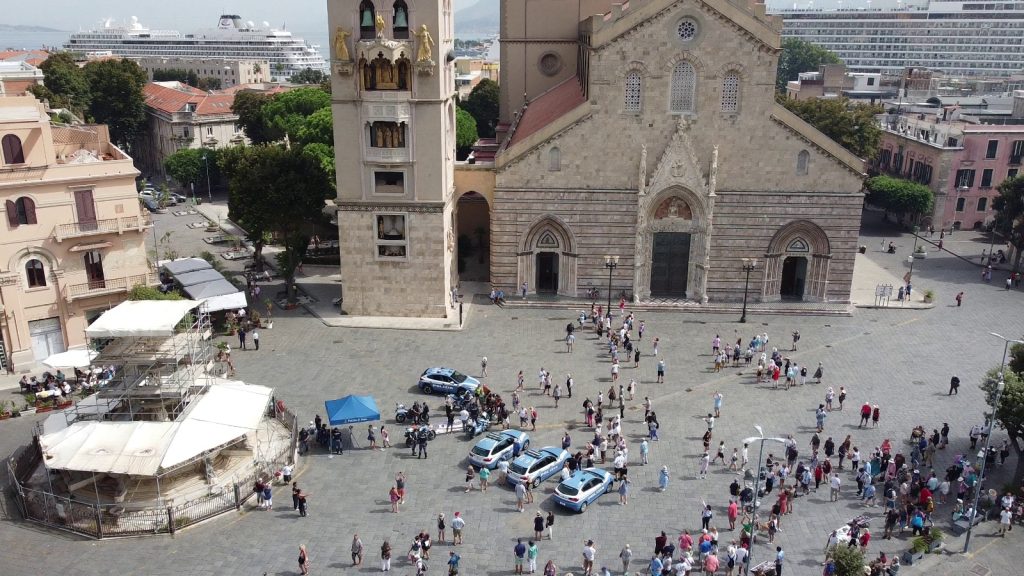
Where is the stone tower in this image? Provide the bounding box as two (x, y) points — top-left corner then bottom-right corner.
(327, 0), (456, 317)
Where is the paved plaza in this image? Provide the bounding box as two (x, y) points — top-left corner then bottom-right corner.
(1, 208), (1023, 576)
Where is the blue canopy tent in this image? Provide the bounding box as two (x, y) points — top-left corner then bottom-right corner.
(325, 395), (381, 425)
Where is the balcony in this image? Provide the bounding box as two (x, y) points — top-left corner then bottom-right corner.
(364, 146), (411, 163)
(63, 273), (156, 302)
(53, 215), (151, 243)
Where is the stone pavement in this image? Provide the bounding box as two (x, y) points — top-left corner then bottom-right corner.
(0, 219), (1022, 575)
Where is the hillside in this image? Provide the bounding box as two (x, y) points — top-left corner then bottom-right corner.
(455, 0), (499, 37)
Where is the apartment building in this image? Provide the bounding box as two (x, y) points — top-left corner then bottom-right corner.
(0, 95), (152, 372)
(136, 57), (269, 88)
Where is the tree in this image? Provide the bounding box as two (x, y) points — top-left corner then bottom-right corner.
(992, 175), (1024, 274)
(296, 107), (334, 147)
(83, 59), (148, 148)
(163, 148), (204, 189)
(455, 106), (478, 160)
(186, 70), (200, 87)
(232, 91), (280, 144)
(864, 175), (934, 221)
(222, 145), (333, 297)
(289, 68), (328, 85)
(779, 96), (883, 160)
(776, 38), (843, 92)
(36, 52), (91, 116)
(261, 86), (331, 143)
(980, 366), (1024, 484)
(462, 78), (499, 138)
(1010, 342), (1024, 377)
(197, 77), (222, 91)
(153, 69), (188, 83)
(828, 545), (865, 576)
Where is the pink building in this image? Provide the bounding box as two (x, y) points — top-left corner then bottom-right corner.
(875, 107), (1024, 231)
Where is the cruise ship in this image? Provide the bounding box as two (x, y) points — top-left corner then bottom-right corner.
(770, 0), (1024, 77)
(64, 14), (327, 81)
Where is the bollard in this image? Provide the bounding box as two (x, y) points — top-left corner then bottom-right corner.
(234, 483), (241, 510)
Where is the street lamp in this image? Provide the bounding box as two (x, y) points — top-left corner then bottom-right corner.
(604, 255), (619, 319)
(963, 332), (1024, 553)
(740, 258), (758, 323)
(908, 225), (920, 281)
(741, 426), (788, 576)
(458, 293), (464, 327)
(202, 152), (212, 203)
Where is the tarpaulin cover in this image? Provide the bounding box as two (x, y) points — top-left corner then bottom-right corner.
(325, 395), (380, 425)
(85, 300), (201, 338)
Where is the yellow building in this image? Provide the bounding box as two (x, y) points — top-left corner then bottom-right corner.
(0, 95), (153, 372)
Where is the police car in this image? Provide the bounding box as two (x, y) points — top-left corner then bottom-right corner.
(552, 467), (614, 513)
(418, 367), (481, 396)
(468, 430), (530, 469)
(506, 446), (570, 488)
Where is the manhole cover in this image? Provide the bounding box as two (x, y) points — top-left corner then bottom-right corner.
(824, 324), (832, 328)
(548, 317), (564, 321)
(825, 345), (832, 348)
(912, 380), (927, 386)
(332, 340), (344, 344)
(863, 331), (872, 335)
(510, 317), (518, 320)
(969, 564), (990, 576)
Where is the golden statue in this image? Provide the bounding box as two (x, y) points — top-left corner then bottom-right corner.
(375, 13), (386, 37)
(415, 25), (434, 62)
(333, 27), (350, 61)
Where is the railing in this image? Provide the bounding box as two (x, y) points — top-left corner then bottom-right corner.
(364, 146), (410, 163)
(64, 273), (155, 301)
(53, 215), (151, 243)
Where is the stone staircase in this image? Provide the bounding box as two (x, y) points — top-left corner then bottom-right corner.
(491, 295), (852, 317)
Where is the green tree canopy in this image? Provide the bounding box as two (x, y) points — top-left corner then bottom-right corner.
(297, 107), (334, 147)
(776, 38), (843, 92)
(992, 175), (1024, 273)
(462, 78), (499, 138)
(34, 52), (91, 116)
(83, 59), (148, 147)
(779, 96), (883, 159)
(864, 175), (935, 219)
(828, 544), (865, 576)
(197, 77), (222, 91)
(261, 86), (331, 143)
(455, 106), (478, 160)
(231, 91), (280, 144)
(153, 68), (188, 83)
(980, 366), (1024, 484)
(163, 148), (204, 188)
(289, 68), (328, 85)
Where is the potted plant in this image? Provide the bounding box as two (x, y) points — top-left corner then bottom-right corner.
(904, 527), (944, 564)
(250, 310), (262, 328)
(0, 400), (11, 420)
(913, 245), (927, 259)
(264, 298), (273, 329)
(923, 289), (935, 303)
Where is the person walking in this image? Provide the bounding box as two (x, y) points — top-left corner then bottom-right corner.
(838, 386), (847, 410)
(389, 486), (400, 513)
(515, 481), (527, 512)
(437, 513), (447, 545)
(619, 544), (633, 574)
(829, 472), (841, 502)
(656, 359), (665, 383)
(955, 291), (964, 306)
(659, 465), (670, 491)
(582, 540), (597, 576)
(814, 362), (824, 384)
(640, 438), (650, 465)
(618, 477), (631, 505)
(713, 391), (723, 418)
(395, 472), (407, 504)
(481, 356), (488, 377)
(464, 465), (476, 492)
(352, 533), (364, 566)
(367, 424), (377, 450)
(859, 402), (872, 427)
(251, 328), (260, 351)
(775, 546), (785, 576)
(381, 539), (392, 572)
(545, 511), (555, 539)
(292, 481), (301, 511)
(298, 544), (310, 575)
(479, 466), (491, 491)
(949, 375), (960, 395)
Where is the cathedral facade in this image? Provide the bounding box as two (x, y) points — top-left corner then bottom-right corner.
(328, 0), (865, 317)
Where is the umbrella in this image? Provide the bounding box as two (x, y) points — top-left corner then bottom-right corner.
(42, 349), (98, 369)
(324, 395), (380, 425)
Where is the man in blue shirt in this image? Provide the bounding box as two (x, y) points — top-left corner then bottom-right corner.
(649, 555), (663, 575)
(775, 546), (785, 576)
(448, 551), (461, 575)
(513, 539), (526, 574)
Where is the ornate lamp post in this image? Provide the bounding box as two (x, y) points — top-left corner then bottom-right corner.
(604, 255), (619, 318)
(740, 258), (758, 323)
(742, 426), (788, 576)
(963, 332), (1024, 553)
(908, 225), (920, 280)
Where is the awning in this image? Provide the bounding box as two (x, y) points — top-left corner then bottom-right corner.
(175, 268), (223, 287)
(42, 348), (98, 369)
(201, 291), (248, 313)
(39, 382), (274, 476)
(184, 278), (237, 299)
(69, 241), (113, 252)
(325, 395), (380, 425)
(85, 300), (202, 338)
(162, 258), (212, 275)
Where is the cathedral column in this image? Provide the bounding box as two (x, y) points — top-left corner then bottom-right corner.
(559, 252), (578, 296)
(517, 251), (534, 294)
(761, 254), (782, 302)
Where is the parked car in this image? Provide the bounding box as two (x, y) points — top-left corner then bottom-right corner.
(169, 192), (188, 205)
(468, 430), (530, 469)
(140, 197), (166, 214)
(506, 446), (570, 488)
(418, 367), (480, 396)
(552, 467), (613, 512)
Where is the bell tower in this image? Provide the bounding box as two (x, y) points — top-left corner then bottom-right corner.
(327, 0), (456, 317)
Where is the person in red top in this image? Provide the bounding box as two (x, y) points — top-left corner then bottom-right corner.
(678, 530), (693, 552)
(858, 528), (871, 552)
(704, 553), (720, 573)
(728, 500), (739, 530)
(772, 367), (781, 388)
(814, 463), (824, 490)
(918, 486), (932, 506)
(859, 402), (872, 428)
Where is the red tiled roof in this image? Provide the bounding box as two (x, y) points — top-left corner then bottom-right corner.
(0, 49), (49, 63)
(143, 82), (238, 117)
(507, 77), (586, 148)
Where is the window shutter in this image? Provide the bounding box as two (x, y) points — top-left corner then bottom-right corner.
(23, 197), (37, 224)
(5, 200), (17, 227)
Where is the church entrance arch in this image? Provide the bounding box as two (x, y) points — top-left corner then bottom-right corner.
(455, 191), (489, 283)
(780, 256), (808, 300)
(636, 190), (707, 301)
(517, 215), (577, 296)
(762, 221), (831, 302)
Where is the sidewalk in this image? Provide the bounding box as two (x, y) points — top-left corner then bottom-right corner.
(851, 251), (934, 309)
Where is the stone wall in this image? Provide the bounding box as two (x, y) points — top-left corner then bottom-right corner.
(338, 208), (449, 317)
